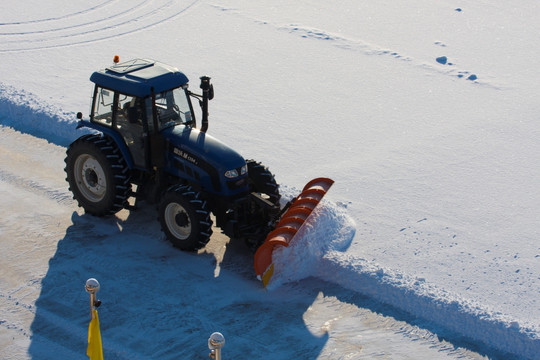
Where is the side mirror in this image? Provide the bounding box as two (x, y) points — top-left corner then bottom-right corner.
(200, 76), (214, 100)
(208, 84), (214, 100)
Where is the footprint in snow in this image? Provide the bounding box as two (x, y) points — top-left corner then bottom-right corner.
(436, 56), (454, 66)
(436, 57), (478, 81)
(436, 56), (448, 65)
(456, 71), (478, 81)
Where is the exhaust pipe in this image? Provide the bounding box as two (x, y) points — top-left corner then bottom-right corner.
(199, 76), (214, 133)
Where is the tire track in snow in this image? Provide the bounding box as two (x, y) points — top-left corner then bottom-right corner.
(0, 101), (74, 206)
(0, 0), (148, 36)
(0, 168), (73, 205)
(300, 284), (484, 359)
(0, 0), (113, 25)
(0, 0), (199, 52)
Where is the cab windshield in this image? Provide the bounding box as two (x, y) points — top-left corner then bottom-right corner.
(154, 87), (194, 130)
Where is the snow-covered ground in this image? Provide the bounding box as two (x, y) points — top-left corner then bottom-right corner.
(1, 1), (538, 359)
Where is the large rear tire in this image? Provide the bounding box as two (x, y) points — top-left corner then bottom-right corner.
(158, 185), (213, 251)
(65, 134), (131, 216)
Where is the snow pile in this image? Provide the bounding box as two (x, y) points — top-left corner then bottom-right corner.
(0, 83), (87, 146)
(266, 186), (356, 289)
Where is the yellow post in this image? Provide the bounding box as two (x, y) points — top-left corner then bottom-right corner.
(85, 278), (103, 360)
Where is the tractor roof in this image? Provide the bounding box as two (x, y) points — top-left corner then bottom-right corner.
(90, 59), (189, 97)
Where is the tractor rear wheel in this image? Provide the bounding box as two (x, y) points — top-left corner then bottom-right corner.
(158, 185), (213, 251)
(65, 134), (131, 216)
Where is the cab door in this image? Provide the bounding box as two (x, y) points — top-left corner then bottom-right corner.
(115, 94), (148, 169)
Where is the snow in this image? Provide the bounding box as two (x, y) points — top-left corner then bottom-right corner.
(1, 1), (539, 359)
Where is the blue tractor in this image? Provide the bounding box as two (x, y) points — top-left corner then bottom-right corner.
(65, 58), (281, 251)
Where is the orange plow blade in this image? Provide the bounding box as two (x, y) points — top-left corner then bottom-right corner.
(254, 177), (334, 287)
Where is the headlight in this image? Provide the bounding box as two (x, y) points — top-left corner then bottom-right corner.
(224, 169), (239, 178)
(224, 164), (248, 178)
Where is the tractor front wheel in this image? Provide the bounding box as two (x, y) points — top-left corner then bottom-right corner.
(246, 159), (281, 206)
(158, 185), (213, 251)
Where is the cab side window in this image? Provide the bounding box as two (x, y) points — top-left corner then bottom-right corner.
(93, 88), (114, 125)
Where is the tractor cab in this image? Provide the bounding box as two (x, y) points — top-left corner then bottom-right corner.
(86, 58), (199, 169)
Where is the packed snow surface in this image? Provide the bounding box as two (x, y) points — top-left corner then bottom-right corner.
(1, 1), (539, 359)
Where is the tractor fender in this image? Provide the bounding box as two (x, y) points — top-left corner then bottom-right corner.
(76, 120), (135, 169)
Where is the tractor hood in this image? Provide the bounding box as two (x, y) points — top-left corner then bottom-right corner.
(161, 125), (247, 194)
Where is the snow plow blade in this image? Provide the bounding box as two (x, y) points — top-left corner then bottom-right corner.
(254, 177), (334, 287)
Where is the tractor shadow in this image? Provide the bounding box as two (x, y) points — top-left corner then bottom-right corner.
(26, 203), (510, 359)
(28, 206), (329, 359)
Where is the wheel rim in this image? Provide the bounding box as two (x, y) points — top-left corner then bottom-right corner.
(74, 154), (107, 202)
(164, 202), (192, 240)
